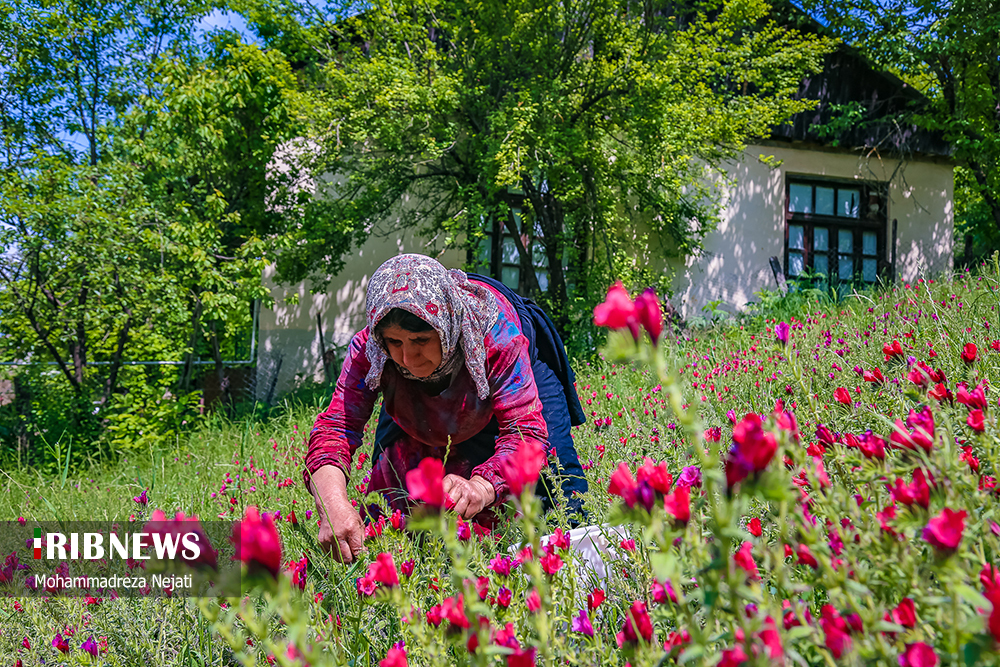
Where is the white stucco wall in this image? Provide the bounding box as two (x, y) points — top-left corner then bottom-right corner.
(256, 233), (464, 399)
(669, 143), (954, 318)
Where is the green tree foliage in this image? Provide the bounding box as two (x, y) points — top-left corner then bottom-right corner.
(241, 0), (835, 329)
(800, 0), (1000, 259)
(0, 1), (305, 460)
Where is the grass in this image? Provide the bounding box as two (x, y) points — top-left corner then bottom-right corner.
(6, 263), (1000, 665)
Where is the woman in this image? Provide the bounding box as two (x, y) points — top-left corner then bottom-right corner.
(305, 254), (587, 563)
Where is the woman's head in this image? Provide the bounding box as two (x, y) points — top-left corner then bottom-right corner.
(362, 254), (500, 398)
(374, 309), (442, 378)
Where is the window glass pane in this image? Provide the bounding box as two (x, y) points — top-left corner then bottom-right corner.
(501, 266), (520, 290)
(839, 255), (853, 280)
(838, 229), (853, 253)
(789, 184), (812, 214)
(863, 258), (877, 283)
(814, 254), (829, 278)
(535, 270), (549, 292)
(789, 224), (804, 250)
(531, 241), (548, 268)
(814, 227), (828, 251)
(788, 251), (803, 276)
(815, 187), (835, 216)
(838, 188), (860, 217)
(501, 237), (520, 264)
(863, 231), (877, 256)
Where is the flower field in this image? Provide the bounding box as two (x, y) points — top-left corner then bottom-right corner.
(8, 263), (1000, 666)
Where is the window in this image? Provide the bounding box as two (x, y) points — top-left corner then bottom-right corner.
(785, 178), (886, 290)
(473, 206), (550, 294)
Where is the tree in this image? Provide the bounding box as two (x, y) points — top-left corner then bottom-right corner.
(0, 1), (308, 455)
(240, 0), (835, 330)
(800, 0), (1000, 258)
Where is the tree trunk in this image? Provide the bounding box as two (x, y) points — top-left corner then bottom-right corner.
(179, 298), (203, 392)
(70, 282), (89, 386)
(521, 174), (569, 332)
(209, 321), (231, 416)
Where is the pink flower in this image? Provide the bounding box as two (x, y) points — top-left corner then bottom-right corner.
(571, 609), (594, 636)
(748, 517), (763, 537)
(651, 579), (678, 604)
(796, 544), (819, 569)
(500, 438), (547, 497)
(587, 588), (606, 610)
(774, 321), (790, 345)
(726, 414), (778, 489)
(962, 342), (978, 364)
(718, 646), (749, 667)
(369, 552), (399, 587)
(633, 288), (664, 345)
(663, 485), (690, 524)
(380, 647), (408, 667)
(406, 458), (448, 507)
(490, 555), (517, 577)
(617, 601), (654, 645)
(834, 387), (852, 405)
(81, 636), (99, 657)
(923, 507), (966, 552)
(759, 616), (783, 661)
(892, 598), (917, 628)
(496, 586), (512, 607)
(230, 506), (282, 577)
(636, 458), (673, 493)
(608, 462), (640, 508)
(539, 552), (563, 575)
(899, 642), (938, 667)
(593, 282), (636, 331)
(820, 606), (852, 658)
(52, 633), (69, 653)
(442, 594), (470, 628)
(734, 541), (760, 580)
(526, 588), (541, 612)
(858, 430), (887, 460)
(133, 489), (148, 506)
(890, 406), (935, 452)
(285, 556), (307, 590)
(957, 383), (988, 409)
(968, 409), (985, 433)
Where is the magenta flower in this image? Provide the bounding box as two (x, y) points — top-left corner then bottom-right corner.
(923, 507), (967, 553)
(774, 321), (790, 345)
(571, 609), (595, 637)
(52, 633), (69, 653)
(81, 635), (99, 657)
(133, 489), (148, 505)
(633, 288), (664, 345)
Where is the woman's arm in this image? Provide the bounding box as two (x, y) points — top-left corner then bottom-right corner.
(305, 330), (378, 562)
(304, 329), (379, 490)
(471, 323), (549, 505)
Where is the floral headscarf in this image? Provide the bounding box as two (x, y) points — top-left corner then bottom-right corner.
(364, 254), (500, 399)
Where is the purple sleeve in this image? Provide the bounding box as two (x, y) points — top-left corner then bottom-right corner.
(303, 329), (379, 493)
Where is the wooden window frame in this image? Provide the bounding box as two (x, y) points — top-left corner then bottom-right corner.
(784, 176), (888, 287)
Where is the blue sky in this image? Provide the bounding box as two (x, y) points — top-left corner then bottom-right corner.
(195, 8), (263, 46)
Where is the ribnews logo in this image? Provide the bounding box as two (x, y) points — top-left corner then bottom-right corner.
(32, 526), (206, 562)
(4, 521), (242, 598)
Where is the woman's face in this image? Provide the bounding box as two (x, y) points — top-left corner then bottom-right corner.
(380, 324), (443, 378)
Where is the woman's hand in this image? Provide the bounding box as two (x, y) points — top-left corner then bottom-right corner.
(311, 465), (367, 563)
(443, 474), (496, 518)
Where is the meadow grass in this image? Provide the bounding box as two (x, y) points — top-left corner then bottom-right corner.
(5, 264), (1000, 665)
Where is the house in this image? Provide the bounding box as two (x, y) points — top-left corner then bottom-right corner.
(256, 42), (953, 399)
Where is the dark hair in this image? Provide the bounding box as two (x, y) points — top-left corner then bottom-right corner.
(375, 308), (435, 335)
